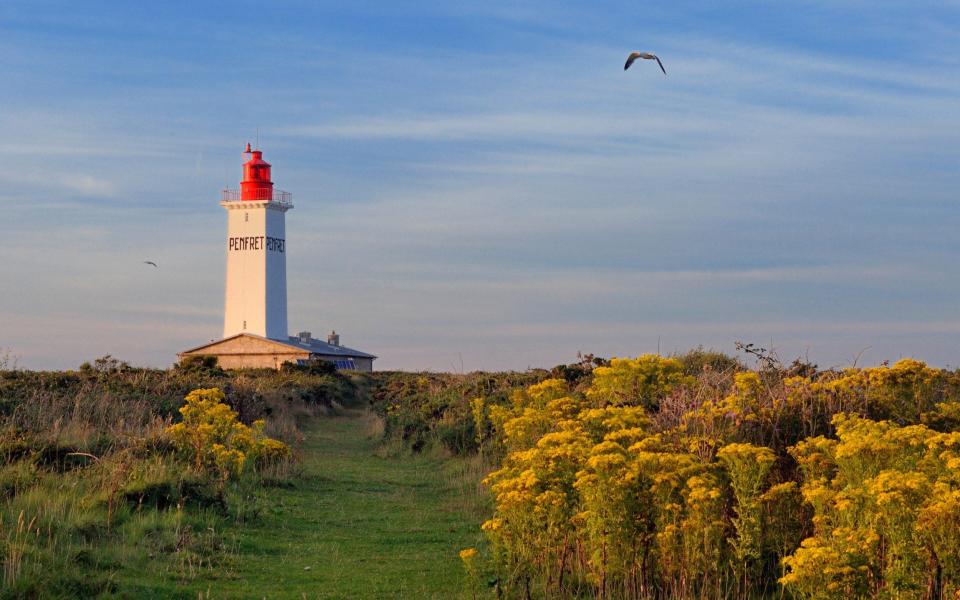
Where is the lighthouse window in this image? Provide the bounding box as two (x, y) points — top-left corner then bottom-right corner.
(245, 212), (248, 222)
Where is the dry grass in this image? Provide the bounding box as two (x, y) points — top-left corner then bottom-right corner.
(10, 387), (171, 450)
(441, 453), (495, 524)
(362, 410), (386, 439)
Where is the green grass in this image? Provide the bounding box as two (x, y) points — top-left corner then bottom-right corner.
(171, 408), (489, 599)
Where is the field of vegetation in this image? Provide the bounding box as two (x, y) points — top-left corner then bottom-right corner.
(372, 349), (960, 600)
(0, 355), (515, 598)
(3, 348), (960, 599)
(0, 355), (355, 597)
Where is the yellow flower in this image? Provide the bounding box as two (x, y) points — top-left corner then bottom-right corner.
(459, 547), (478, 561)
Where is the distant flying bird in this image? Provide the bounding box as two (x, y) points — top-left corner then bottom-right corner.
(624, 51), (666, 74)
(143, 261), (158, 268)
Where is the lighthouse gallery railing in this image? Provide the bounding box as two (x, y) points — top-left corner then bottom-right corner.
(220, 189), (293, 206)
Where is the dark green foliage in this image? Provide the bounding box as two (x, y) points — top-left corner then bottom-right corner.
(673, 345), (743, 375)
(174, 354), (225, 376)
(550, 362), (592, 384)
(367, 371), (549, 455)
(281, 359), (337, 376)
(122, 470), (219, 511)
(551, 353), (611, 386)
(434, 401), (479, 455)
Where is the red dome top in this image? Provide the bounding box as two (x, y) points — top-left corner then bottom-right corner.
(240, 143), (273, 201)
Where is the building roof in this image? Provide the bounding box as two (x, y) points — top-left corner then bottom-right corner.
(179, 333), (377, 359)
(283, 335), (377, 359)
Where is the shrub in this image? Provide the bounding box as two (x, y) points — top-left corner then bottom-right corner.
(477, 356), (960, 599)
(175, 355), (224, 376)
(165, 388), (290, 488)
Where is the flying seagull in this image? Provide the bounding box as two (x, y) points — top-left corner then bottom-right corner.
(624, 51), (666, 74)
(143, 261), (158, 268)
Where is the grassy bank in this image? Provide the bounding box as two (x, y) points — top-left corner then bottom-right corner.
(0, 359), (357, 597)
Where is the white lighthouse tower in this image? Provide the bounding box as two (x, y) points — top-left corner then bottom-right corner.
(177, 144), (376, 371)
(220, 143), (292, 340)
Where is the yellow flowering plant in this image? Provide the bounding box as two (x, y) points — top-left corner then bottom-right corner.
(782, 413), (960, 598)
(166, 388), (290, 486)
(473, 357), (960, 599)
(587, 355), (694, 409)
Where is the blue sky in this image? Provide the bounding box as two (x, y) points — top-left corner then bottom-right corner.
(1, 1), (959, 371)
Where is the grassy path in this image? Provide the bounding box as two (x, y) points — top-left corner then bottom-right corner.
(198, 408), (486, 599)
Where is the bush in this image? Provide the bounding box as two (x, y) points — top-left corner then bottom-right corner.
(473, 356), (960, 599)
(281, 359), (337, 376)
(165, 388), (290, 488)
(674, 346), (742, 376)
(175, 355), (225, 376)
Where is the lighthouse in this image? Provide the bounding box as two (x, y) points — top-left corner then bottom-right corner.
(178, 144), (376, 371)
(221, 143), (291, 340)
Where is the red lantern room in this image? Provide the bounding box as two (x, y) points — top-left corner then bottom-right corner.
(240, 142), (273, 201)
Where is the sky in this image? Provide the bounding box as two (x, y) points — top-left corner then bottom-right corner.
(1, 1), (959, 372)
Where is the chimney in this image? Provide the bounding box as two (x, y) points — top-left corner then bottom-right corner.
(327, 330), (340, 346)
(298, 331), (311, 343)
